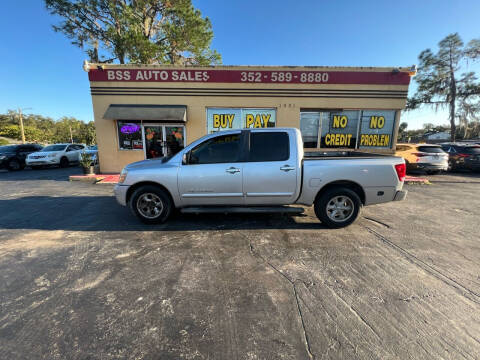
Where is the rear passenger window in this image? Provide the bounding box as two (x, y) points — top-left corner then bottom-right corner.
(418, 146), (445, 153)
(249, 132), (289, 162)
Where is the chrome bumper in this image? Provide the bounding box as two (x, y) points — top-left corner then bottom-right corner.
(113, 184), (129, 206)
(393, 190), (408, 201)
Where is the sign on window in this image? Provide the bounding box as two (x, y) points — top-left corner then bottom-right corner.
(320, 110), (359, 149)
(207, 108), (276, 133)
(358, 110), (396, 149)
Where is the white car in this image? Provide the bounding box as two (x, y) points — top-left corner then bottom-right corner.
(26, 143), (85, 169)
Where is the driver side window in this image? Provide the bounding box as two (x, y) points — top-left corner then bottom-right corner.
(188, 134), (241, 164)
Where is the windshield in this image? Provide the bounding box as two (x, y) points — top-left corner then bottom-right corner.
(42, 145), (67, 152)
(0, 145), (19, 153)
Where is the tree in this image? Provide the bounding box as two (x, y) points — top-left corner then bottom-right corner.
(407, 33), (480, 141)
(44, 0), (221, 65)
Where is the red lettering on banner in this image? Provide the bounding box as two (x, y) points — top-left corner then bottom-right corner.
(89, 69), (411, 85)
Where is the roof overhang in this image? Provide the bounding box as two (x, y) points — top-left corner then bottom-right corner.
(103, 104), (186, 122)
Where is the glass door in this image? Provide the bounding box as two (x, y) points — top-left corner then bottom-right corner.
(142, 125), (185, 159)
(144, 126), (164, 159)
(164, 126), (185, 156)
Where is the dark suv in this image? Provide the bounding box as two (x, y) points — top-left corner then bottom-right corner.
(0, 144), (43, 171)
(440, 144), (480, 172)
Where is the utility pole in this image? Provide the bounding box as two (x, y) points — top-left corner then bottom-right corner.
(18, 108), (26, 144)
(69, 125), (73, 143)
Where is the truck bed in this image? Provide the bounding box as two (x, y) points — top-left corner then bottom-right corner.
(304, 151), (393, 160)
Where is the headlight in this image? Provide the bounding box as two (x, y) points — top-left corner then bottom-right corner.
(118, 168), (128, 184)
(48, 153), (57, 158)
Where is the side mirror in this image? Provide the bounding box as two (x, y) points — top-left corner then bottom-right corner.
(182, 153), (188, 165)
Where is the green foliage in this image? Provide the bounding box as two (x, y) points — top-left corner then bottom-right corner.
(407, 33), (480, 141)
(0, 111), (96, 145)
(44, 0), (221, 65)
(0, 138), (9, 146)
(79, 152), (93, 168)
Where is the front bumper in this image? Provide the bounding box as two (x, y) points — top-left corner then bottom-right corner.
(393, 190), (408, 201)
(114, 184), (129, 206)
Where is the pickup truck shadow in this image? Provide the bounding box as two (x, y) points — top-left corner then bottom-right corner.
(0, 196), (330, 232)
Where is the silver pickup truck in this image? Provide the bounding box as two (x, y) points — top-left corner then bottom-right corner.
(114, 128), (407, 228)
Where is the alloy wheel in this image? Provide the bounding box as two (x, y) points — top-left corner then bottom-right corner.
(136, 193), (164, 219)
(326, 195), (354, 222)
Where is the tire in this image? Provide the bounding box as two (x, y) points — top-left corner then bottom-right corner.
(7, 158), (23, 171)
(448, 160), (455, 172)
(314, 187), (362, 228)
(60, 157), (69, 168)
(129, 185), (173, 224)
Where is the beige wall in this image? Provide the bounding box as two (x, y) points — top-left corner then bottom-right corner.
(88, 65), (411, 173)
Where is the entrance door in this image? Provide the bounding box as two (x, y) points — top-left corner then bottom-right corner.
(143, 125), (185, 159)
(164, 126), (185, 156)
(144, 126), (164, 159)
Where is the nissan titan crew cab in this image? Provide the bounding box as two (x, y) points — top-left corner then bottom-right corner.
(114, 128), (407, 228)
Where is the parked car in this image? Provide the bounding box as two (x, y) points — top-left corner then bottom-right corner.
(0, 144), (44, 171)
(26, 143), (85, 169)
(114, 128), (407, 228)
(395, 143), (448, 174)
(440, 143), (480, 172)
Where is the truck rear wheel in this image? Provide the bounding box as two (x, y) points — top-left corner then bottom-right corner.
(129, 185), (172, 224)
(314, 187), (361, 228)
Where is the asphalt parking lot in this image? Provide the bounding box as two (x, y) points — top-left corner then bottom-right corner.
(1, 167), (479, 359)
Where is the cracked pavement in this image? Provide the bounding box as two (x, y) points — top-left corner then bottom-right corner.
(0, 167), (480, 359)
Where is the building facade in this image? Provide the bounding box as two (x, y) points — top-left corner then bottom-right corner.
(86, 64), (414, 173)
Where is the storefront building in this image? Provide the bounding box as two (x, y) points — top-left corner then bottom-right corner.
(86, 64), (414, 173)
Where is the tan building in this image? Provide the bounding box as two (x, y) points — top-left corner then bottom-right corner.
(85, 63), (414, 173)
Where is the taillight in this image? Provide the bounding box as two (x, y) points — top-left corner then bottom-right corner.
(457, 153), (470, 158)
(413, 152), (428, 157)
(395, 163), (406, 182)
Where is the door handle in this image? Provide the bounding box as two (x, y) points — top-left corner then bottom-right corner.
(280, 165), (295, 172)
(226, 167), (240, 174)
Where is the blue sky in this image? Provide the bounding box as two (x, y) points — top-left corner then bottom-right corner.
(1, 0), (479, 129)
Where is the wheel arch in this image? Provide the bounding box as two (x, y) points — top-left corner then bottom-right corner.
(315, 180), (366, 205)
(126, 181), (176, 208)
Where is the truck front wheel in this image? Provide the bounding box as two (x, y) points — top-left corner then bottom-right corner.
(129, 185), (173, 224)
(314, 187), (361, 228)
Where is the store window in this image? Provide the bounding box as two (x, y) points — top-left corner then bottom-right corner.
(117, 121), (143, 150)
(320, 110), (359, 149)
(299, 110), (397, 150)
(207, 108), (276, 133)
(300, 112), (320, 148)
(358, 110), (396, 149)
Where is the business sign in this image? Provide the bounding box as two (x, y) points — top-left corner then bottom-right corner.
(207, 108), (276, 133)
(120, 123), (141, 134)
(89, 68), (411, 85)
(358, 110), (396, 149)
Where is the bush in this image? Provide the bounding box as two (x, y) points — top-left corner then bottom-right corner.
(0, 138), (9, 146)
